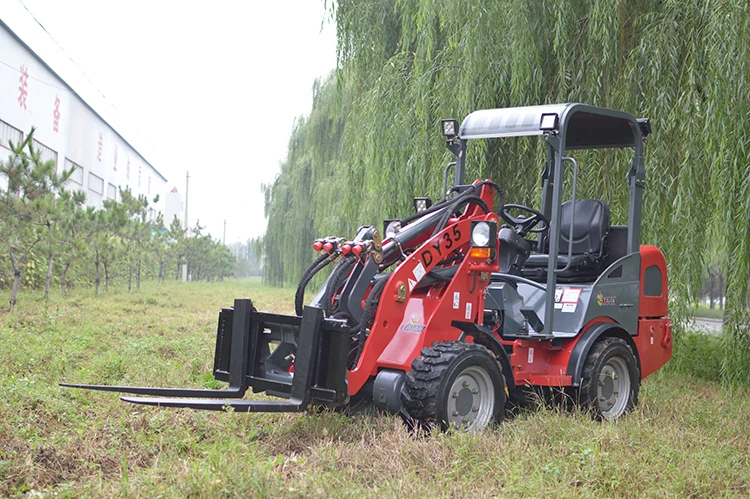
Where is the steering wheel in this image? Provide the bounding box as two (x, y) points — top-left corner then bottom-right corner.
(500, 204), (549, 237)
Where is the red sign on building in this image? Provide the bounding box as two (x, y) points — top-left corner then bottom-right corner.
(18, 65), (29, 109)
(53, 95), (61, 132)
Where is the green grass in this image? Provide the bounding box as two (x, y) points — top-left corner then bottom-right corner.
(693, 304), (726, 320)
(1, 279), (749, 498)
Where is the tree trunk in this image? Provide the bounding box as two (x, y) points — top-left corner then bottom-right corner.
(104, 261), (110, 292)
(719, 274), (725, 311)
(136, 259), (141, 290)
(9, 270), (21, 312)
(128, 265), (132, 292)
(61, 261), (71, 298)
(44, 252), (54, 300)
(9, 249), (21, 311)
(95, 250), (100, 297)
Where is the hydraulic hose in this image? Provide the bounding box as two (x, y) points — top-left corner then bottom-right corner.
(476, 180), (506, 211)
(431, 192), (490, 237)
(321, 255), (357, 317)
(350, 275), (389, 368)
(398, 197), (452, 226)
(295, 252), (333, 316)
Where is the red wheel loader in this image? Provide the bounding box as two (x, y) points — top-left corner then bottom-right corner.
(63, 103), (672, 430)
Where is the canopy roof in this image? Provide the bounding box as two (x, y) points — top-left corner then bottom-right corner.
(459, 103), (641, 149)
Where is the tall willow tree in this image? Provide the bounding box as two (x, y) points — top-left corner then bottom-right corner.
(264, 0), (750, 382)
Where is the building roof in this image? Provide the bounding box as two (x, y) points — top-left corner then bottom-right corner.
(0, 0), (167, 181)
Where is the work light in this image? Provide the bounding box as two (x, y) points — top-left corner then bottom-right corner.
(441, 119), (459, 138)
(539, 113), (559, 132)
(413, 197), (432, 213)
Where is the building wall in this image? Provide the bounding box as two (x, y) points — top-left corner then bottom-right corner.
(0, 20), (167, 217)
(164, 188), (185, 229)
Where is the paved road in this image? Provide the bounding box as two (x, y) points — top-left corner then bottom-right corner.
(689, 317), (723, 335)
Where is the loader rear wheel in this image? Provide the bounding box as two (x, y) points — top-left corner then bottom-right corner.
(579, 337), (640, 420)
(402, 341), (505, 432)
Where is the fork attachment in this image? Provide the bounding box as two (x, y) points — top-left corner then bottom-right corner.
(61, 299), (351, 412)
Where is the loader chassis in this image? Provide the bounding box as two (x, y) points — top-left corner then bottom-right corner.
(63, 103), (672, 428)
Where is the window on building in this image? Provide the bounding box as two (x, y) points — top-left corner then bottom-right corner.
(88, 172), (104, 195)
(32, 139), (58, 168)
(65, 158), (84, 185)
(0, 120), (23, 151)
(107, 183), (117, 200)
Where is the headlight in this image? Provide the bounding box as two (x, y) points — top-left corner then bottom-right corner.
(471, 222), (491, 247)
(470, 220), (497, 250)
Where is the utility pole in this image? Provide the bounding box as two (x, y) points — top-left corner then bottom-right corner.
(182, 171), (190, 283)
(184, 172), (190, 231)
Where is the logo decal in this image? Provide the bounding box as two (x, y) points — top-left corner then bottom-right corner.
(597, 292), (616, 306)
(399, 312), (425, 333)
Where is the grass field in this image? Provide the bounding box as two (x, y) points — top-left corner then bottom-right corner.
(693, 304), (726, 320)
(1, 279), (749, 498)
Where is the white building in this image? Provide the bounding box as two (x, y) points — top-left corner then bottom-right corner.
(0, 1), (168, 217)
(165, 186), (185, 228)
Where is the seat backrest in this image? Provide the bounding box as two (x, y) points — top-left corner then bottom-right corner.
(558, 199), (610, 256)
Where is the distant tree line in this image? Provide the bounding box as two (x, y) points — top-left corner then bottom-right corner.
(0, 129), (238, 310)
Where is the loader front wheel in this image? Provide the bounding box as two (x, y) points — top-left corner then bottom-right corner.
(579, 337), (640, 420)
(402, 341), (505, 432)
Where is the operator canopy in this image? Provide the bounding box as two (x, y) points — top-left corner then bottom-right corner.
(459, 103), (642, 149)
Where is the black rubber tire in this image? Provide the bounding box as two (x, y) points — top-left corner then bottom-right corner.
(402, 341), (506, 431)
(578, 337), (640, 420)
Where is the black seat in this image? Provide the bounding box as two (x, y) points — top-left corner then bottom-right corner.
(522, 199), (610, 282)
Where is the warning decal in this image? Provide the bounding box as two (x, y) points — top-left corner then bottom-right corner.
(465, 302), (472, 320)
(561, 288), (582, 303)
(408, 278), (417, 291)
(453, 292), (460, 309)
(561, 302), (577, 313)
(413, 262), (426, 281)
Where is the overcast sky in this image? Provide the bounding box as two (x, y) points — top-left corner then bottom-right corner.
(20, 0), (338, 243)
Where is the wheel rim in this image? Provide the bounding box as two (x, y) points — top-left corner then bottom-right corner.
(596, 356), (631, 419)
(446, 366), (495, 431)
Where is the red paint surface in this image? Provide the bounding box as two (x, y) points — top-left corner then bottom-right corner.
(347, 182), (500, 395)
(510, 338), (576, 387)
(635, 318), (672, 379)
(639, 245), (668, 318)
